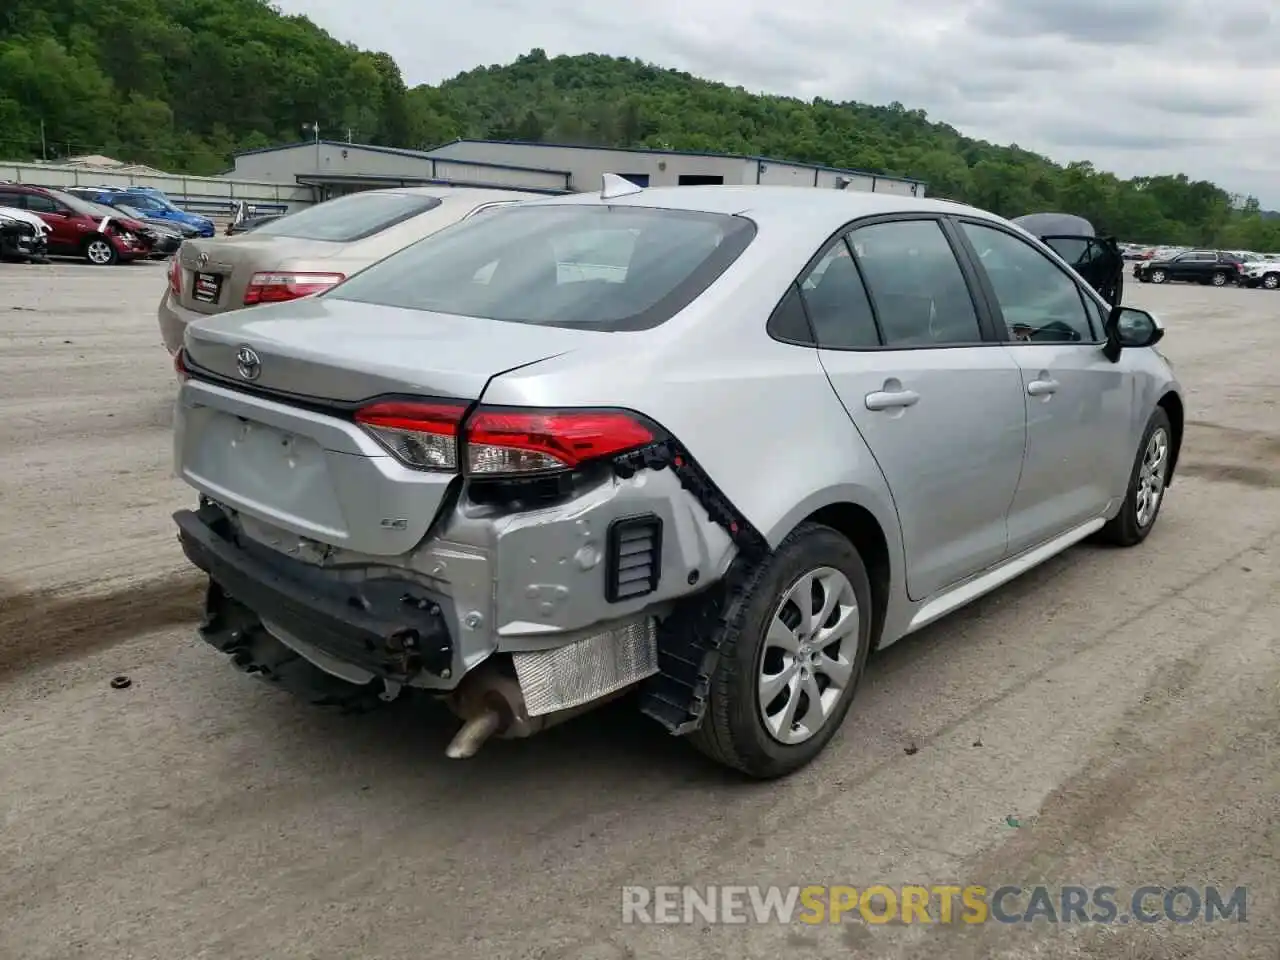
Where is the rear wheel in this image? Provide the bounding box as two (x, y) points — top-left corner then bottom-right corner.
(688, 523), (873, 779)
(1263, 273), (1280, 290)
(1099, 407), (1172, 547)
(1211, 271), (1228, 286)
(1149, 269), (1167, 284)
(83, 236), (117, 266)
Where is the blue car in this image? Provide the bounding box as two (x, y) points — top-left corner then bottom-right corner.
(77, 188), (216, 238)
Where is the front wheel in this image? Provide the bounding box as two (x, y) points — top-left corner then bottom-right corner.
(688, 523), (873, 779)
(1263, 273), (1280, 290)
(1099, 407), (1173, 547)
(83, 236), (118, 266)
(1149, 269), (1167, 284)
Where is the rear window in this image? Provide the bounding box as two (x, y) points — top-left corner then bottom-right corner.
(328, 204), (757, 331)
(253, 191), (441, 243)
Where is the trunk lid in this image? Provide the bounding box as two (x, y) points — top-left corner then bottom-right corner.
(183, 296), (596, 401)
(177, 235), (342, 316)
(177, 299), (601, 555)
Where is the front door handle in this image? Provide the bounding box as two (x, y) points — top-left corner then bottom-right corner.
(1027, 378), (1059, 396)
(865, 389), (920, 411)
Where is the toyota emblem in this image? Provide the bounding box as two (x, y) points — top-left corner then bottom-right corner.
(235, 345), (261, 381)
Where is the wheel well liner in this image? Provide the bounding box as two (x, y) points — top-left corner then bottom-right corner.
(1157, 391), (1184, 486)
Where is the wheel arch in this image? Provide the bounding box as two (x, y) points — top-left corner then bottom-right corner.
(1157, 390), (1184, 486)
(803, 502), (893, 650)
(765, 486), (903, 651)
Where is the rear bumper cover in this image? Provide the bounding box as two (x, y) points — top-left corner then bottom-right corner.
(176, 504), (455, 684)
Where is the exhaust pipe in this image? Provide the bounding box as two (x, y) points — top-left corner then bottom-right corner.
(442, 660), (630, 759)
(445, 708), (502, 759)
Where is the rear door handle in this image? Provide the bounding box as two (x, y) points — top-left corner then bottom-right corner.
(865, 389), (920, 411)
(1027, 378), (1059, 396)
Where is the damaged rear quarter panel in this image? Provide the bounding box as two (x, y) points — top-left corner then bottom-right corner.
(441, 468), (736, 650)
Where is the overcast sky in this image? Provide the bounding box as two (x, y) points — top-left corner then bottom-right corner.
(273, 0), (1280, 205)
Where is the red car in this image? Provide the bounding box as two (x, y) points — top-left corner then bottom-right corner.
(0, 183), (152, 265)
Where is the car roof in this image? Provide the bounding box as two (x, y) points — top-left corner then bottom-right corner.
(358, 186), (548, 204)
(520, 184), (994, 231)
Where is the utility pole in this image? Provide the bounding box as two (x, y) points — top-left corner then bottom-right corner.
(39, 119), (47, 161)
(346, 127), (354, 143)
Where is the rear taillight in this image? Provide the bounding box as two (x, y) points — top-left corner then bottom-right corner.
(168, 257), (182, 297)
(353, 401), (660, 476)
(354, 401), (467, 470)
(243, 272), (344, 305)
(464, 408), (656, 475)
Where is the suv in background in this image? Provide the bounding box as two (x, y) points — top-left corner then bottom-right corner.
(1134, 249), (1244, 286)
(0, 184), (152, 265)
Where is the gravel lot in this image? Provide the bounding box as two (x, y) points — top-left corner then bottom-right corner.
(1, 261), (1277, 960)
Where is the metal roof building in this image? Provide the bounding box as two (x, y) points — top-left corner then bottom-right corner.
(227, 138), (926, 201)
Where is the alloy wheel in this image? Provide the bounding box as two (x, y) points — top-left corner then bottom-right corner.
(1150, 270), (1166, 284)
(1135, 427), (1170, 529)
(1264, 274), (1279, 290)
(757, 566), (859, 745)
(1212, 272), (1227, 286)
(86, 240), (114, 265)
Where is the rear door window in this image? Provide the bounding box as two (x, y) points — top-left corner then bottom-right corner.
(253, 191), (443, 243)
(330, 205), (757, 331)
(850, 219), (984, 347)
(797, 239), (880, 348)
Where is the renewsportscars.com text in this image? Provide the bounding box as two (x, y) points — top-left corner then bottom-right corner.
(621, 884), (1247, 925)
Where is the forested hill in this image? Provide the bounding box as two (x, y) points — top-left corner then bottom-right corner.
(1, 1), (1275, 247)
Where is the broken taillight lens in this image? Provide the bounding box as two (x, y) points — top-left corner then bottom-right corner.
(243, 271), (345, 305)
(352, 401), (660, 475)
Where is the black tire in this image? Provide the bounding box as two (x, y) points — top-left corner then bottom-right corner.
(1099, 407), (1173, 547)
(688, 522), (874, 779)
(82, 235), (118, 266)
(1149, 269), (1166, 284)
(1211, 271), (1228, 287)
(1263, 273), (1280, 290)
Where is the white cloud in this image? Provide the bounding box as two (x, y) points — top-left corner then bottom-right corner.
(273, 0), (1280, 205)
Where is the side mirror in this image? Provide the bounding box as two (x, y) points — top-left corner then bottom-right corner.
(1103, 306), (1164, 361)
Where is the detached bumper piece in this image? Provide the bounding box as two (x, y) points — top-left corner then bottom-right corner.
(175, 505), (454, 692)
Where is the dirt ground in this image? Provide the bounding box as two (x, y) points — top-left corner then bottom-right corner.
(0, 260), (1276, 960)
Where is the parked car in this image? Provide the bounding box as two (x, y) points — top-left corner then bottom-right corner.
(0, 184), (152, 264)
(66, 188), (204, 240)
(68, 194), (183, 259)
(0, 207), (49, 262)
(1240, 258), (1280, 289)
(170, 179), (1183, 779)
(116, 205), (188, 256)
(1011, 212), (1125, 305)
(157, 186), (544, 353)
(78, 187), (216, 237)
(1134, 249), (1244, 286)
